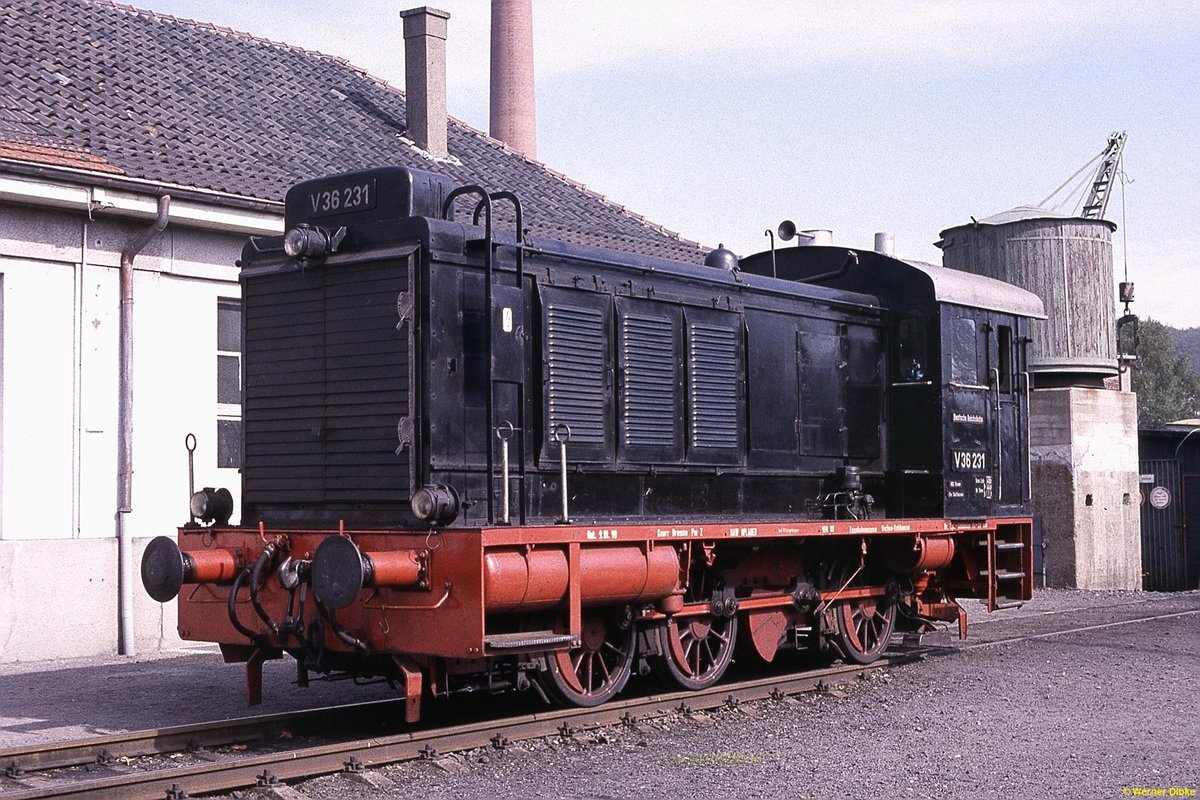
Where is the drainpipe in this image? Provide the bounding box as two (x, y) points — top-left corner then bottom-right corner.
(117, 195), (170, 656)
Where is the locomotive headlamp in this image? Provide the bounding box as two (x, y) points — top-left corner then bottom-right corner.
(283, 225), (326, 258)
(411, 483), (460, 526)
(189, 487), (234, 526)
(282, 224), (346, 262)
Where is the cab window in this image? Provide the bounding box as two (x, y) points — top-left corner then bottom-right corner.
(896, 312), (928, 382)
(949, 317), (978, 385)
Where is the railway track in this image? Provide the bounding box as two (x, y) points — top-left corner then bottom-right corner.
(959, 607), (1200, 651)
(3, 603), (1197, 800)
(0, 655), (913, 800)
(0, 697), (408, 785)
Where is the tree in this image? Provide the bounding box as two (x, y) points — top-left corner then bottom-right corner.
(1170, 326), (1200, 372)
(1131, 319), (1200, 428)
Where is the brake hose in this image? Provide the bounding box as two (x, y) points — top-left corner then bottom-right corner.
(248, 543), (281, 637)
(315, 598), (369, 654)
(226, 566), (262, 643)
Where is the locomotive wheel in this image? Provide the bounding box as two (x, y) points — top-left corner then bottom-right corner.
(541, 611), (635, 707)
(653, 611), (738, 691)
(830, 559), (896, 665)
(651, 560), (737, 690)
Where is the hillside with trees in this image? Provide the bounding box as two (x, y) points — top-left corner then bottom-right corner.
(1134, 320), (1200, 427)
(1170, 326), (1200, 373)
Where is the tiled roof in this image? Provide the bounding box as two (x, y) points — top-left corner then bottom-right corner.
(0, 139), (124, 173)
(0, 0), (708, 261)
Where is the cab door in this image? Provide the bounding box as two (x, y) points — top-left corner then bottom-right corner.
(943, 309), (1028, 516)
(943, 312), (994, 517)
(886, 309), (943, 517)
(986, 318), (1026, 507)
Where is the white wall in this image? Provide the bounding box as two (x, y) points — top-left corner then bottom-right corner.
(0, 254), (78, 540)
(0, 199), (256, 661)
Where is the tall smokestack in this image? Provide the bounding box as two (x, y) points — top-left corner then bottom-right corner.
(489, 0), (537, 159)
(400, 6), (451, 159)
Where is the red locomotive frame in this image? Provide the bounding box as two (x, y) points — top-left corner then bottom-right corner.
(160, 514), (1032, 722)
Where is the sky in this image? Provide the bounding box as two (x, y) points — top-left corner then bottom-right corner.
(146, 0), (1199, 327)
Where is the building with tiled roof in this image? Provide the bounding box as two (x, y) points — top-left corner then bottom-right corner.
(1, 0), (705, 260)
(0, 0), (706, 663)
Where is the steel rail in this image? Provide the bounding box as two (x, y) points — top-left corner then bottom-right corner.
(0, 697), (406, 774)
(0, 656), (915, 800)
(6, 604), (1198, 799)
(959, 607), (1200, 652)
(962, 596), (1158, 626)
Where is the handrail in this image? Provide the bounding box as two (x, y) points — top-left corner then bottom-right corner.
(476, 191), (528, 524)
(1021, 371), (1032, 502)
(991, 367), (1003, 502)
(474, 190), (525, 290)
(443, 186), (496, 523)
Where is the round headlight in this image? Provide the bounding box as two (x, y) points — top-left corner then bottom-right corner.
(283, 225), (326, 259)
(190, 487), (234, 525)
(411, 483), (460, 526)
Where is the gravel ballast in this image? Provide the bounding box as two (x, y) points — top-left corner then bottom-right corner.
(301, 591), (1200, 799)
(3, 590), (1197, 799)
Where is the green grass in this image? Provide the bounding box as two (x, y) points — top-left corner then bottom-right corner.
(668, 752), (764, 768)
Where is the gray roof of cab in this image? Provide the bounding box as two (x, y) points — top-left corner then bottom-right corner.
(736, 246), (1047, 320)
(0, 0), (709, 262)
(899, 258), (1047, 319)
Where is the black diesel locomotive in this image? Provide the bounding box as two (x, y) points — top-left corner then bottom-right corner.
(144, 167), (1043, 720)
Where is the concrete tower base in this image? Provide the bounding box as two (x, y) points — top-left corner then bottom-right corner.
(1030, 387), (1141, 589)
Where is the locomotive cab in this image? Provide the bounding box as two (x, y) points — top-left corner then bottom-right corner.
(738, 247), (1045, 520)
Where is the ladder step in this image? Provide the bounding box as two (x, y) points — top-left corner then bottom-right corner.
(985, 570), (1026, 581)
(484, 631), (577, 651)
(978, 539), (1025, 550)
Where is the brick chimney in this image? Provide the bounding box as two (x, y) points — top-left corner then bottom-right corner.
(400, 7), (451, 159)
(489, 0), (537, 159)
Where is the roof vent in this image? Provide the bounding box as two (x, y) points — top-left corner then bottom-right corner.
(874, 232), (894, 256)
(704, 244), (739, 271)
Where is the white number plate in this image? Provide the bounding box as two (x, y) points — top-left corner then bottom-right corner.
(951, 449), (987, 471)
(307, 179), (376, 217)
